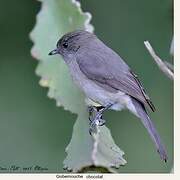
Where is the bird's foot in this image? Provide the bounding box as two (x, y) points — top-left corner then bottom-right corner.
(89, 115), (105, 135)
(88, 103), (113, 135)
(98, 118), (106, 126)
(89, 108), (105, 135)
(88, 106), (97, 122)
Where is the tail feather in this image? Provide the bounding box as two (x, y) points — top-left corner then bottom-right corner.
(130, 97), (168, 162)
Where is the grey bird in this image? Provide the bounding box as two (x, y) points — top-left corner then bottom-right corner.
(49, 30), (167, 162)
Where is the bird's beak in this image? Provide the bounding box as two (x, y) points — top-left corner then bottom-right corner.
(48, 48), (58, 55)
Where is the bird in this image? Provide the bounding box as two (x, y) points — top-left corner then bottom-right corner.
(48, 30), (167, 162)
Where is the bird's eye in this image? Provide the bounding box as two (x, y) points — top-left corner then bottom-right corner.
(62, 42), (68, 48)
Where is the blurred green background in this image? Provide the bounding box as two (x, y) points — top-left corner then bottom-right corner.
(0, 0), (173, 173)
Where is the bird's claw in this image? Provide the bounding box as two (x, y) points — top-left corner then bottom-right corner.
(88, 103), (113, 135)
(89, 110), (106, 135)
(98, 118), (106, 126)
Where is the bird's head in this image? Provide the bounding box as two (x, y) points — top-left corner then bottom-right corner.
(48, 30), (95, 59)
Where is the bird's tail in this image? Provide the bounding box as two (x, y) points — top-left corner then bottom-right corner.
(130, 97), (168, 162)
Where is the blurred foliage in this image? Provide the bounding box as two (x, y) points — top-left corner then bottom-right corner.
(0, 0), (173, 173)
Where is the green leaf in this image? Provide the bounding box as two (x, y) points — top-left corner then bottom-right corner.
(30, 0), (126, 172)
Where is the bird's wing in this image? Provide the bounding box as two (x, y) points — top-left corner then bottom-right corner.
(76, 46), (155, 111)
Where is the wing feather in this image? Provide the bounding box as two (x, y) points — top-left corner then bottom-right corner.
(76, 40), (155, 111)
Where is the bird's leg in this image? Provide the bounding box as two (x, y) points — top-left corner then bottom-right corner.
(88, 103), (113, 135)
(88, 106), (96, 122)
(98, 103), (113, 113)
(94, 103), (113, 126)
(88, 106), (98, 135)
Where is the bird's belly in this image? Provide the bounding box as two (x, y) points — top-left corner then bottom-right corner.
(73, 75), (115, 106)
(83, 83), (130, 111)
(68, 61), (135, 111)
(83, 83), (137, 114)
